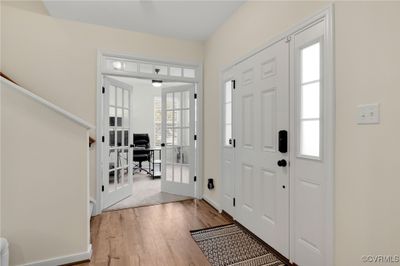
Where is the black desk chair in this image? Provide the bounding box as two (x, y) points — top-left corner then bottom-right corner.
(133, 133), (151, 175)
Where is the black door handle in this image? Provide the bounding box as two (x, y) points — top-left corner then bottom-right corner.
(160, 143), (165, 147)
(277, 159), (287, 167)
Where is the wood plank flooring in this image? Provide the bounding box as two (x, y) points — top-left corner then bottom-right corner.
(73, 199), (232, 266)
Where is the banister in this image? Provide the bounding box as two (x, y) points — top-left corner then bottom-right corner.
(0, 72), (18, 85)
(1, 77), (94, 130)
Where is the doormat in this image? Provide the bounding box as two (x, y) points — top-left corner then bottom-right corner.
(191, 223), (285, 266)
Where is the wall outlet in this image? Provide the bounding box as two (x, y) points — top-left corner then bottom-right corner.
(357, 103), (380, 124)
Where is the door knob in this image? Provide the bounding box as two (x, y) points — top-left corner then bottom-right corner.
(277, 159), (287, 167)
(160, 143), (165, 147)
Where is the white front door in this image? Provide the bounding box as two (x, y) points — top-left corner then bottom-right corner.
(102, 77), (134, 208)
(234, 39), (290, 257)
(161, 85), (195, 197)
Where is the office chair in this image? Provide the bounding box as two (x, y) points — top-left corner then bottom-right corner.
(133, 133), (151, 175)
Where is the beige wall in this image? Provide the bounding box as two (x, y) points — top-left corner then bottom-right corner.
(203, 1), (400, 265)
(1, 2), (203, 124)
(1, 83), (89, 265)
(335, 2), (400, 265)
(0, 2), (203, 202)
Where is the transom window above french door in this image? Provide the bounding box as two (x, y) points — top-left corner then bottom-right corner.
(101, 55), (200, 83)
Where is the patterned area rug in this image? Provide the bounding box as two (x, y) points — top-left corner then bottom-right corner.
(191, 223), (285, 266)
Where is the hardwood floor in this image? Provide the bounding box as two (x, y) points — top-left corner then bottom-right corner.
(74, 199), (232, 266)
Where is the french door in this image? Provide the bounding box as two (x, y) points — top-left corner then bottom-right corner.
(227, 39), (290, 257)
(102, 77), (134, 208)
(161, 85), (195, 197)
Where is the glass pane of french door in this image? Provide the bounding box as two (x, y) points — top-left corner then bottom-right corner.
(108, 86), (131, 191)
(103, 77), (133, 208)
(164, 90), (191, 184)
(161, 85), (195, 197)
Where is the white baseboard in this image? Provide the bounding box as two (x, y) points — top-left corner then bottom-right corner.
(202, 195), (221, 213)
(21, 244), (92, 266)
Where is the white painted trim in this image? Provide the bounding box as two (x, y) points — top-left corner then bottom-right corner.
(96, 51), (204, 212)
(101, 70), (197, 84)
(218, 69), (225, 214)
(202, 195), (221, 213)
(218, 4), (334, 266)
(95, 50), (103, 215)
(324, 5), (335, 266)
(85, 131), (91, 249)
(289, 25), (296, 266)
(0, 77), (94, 130)
(99, 50), (201, 70)
(195, 63), (204, 199)
(20, 244), (92, 266)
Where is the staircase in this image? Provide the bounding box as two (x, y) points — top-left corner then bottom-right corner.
(1, 74), (94, 265)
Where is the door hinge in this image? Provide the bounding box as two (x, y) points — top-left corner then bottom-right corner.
(102, 86), (105, 94)
(194, 176), (197, 182)
(194, 93), (197, 99)
(233, 139), (236, 148)
(194, 134), (197, 141)
(233, 197), (236, 207)
(232, 80), (236, 89)
(102, 136), (105, 142)
(102, 185), (104, 192)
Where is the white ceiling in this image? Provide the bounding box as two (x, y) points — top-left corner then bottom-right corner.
(43, 0), (245, 40)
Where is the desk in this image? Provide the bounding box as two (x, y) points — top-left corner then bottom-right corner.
(133, 147), (161, 179)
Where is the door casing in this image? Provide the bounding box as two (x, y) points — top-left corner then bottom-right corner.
(96, 54), (204, 213)
(219, 5), (334, 266)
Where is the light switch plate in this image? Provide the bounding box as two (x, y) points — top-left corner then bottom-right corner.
(357, 103), (380, 124)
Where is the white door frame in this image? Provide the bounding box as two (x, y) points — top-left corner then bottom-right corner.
(96, 52), (204, 213)
(219, 5), (334, 265)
